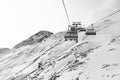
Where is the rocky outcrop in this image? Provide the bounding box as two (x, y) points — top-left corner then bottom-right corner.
(13, 30), (53, 49)
(0, 48), (11, 58)
(0, 48), (11, 54)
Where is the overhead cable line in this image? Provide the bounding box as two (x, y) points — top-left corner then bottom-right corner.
(62, 0), (71, 25)
(94, 9), (120, 24)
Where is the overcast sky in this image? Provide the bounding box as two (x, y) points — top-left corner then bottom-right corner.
(0, 0), (119, 48)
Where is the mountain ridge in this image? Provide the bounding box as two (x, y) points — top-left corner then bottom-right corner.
(13, 30), (53, 49)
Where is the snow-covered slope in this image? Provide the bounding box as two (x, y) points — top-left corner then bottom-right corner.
(0, 10), (120, 80)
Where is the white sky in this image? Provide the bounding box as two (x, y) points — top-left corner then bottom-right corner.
(0, 0), (118, 48)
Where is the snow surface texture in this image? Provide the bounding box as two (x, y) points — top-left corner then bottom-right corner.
(0, 10), (120, 80)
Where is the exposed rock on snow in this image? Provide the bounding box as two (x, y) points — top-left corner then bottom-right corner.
(0, 48), (11, 58)
(0, 48), (11, 54)
(13, 30), (53, 49)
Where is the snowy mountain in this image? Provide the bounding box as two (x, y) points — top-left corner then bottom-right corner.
(0, 9), (120, 80)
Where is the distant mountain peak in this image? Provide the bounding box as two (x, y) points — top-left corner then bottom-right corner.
(13, 30), (53, 49)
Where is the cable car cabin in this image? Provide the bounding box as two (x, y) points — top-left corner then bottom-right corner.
(64, 22), (86, 43)
(65, 31), (78, 43)
(64, 25), (78, 43)
(85, 28), (96, 35)
(85, 24), (96, 35)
